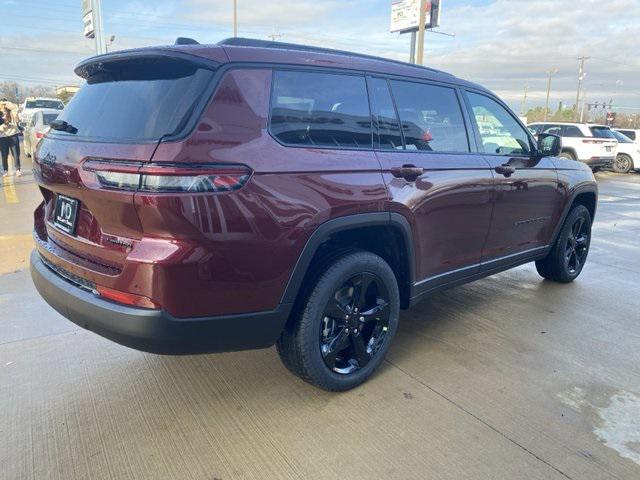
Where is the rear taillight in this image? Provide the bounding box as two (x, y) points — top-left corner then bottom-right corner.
(83, 160), (252, 192)
(35, 132), (44, 139)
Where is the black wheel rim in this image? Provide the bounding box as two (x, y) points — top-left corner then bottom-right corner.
(319, 272), (391, 375)
(565, 216), (589, 275)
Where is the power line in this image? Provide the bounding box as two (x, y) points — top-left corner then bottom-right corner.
(0, 45), (92, 55)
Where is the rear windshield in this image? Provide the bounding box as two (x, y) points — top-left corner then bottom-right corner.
(55, 58), (216, 141)
(589, 126), (615, 138)
(26, 100), (64, 110)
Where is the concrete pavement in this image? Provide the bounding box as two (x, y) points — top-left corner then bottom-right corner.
(1, 171), (639, 480)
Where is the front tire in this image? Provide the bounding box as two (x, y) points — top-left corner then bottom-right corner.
(536, 205), (591, 282)
(277, 251), (400, 391)
(612, 154), (633, 174)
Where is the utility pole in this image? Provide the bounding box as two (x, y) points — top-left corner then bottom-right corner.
(579, 87), (587, 123)
(233, 0), (238, 37)
(520, 85), (528, 116)
(416, 0), (427, 65)
(574, 56), (589, 121)
(544, 69), (558, 122)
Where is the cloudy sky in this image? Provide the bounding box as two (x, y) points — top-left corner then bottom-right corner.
(1, 0), (639, 114)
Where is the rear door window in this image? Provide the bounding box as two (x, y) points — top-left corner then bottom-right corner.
(54, 57), (216, 142)
(542, 125), (562, 136)
(389, 80), (469, 152)
(270, 70), (372, 149)
(562, 125), (584, 137)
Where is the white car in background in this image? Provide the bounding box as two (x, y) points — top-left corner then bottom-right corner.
(528, 122), (617, 171)
(19, 97), (64, 127)
(610, 129), (640, 173)
(23, 109), (59, 158)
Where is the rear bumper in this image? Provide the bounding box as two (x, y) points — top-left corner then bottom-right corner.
(30, 250), (290, 355)
(581, 156), (614, 168)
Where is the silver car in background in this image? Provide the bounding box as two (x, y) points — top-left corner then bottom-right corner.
(23, 109), (59, 158)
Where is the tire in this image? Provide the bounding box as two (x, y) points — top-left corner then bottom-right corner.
(559, 151), (576, 161)
(612, 154), (633, 174)
(276, 251), (400, 391)
(536, 205), (591, 283)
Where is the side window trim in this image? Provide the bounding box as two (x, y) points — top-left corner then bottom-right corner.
(267, 67), (374, 151)
(455, 87), (479, 152)
(365, 75), (406, 150)
(462, 88), (537, 157)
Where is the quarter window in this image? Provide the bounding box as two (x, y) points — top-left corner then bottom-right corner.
(270, 71), (372, 149)
(390, 80), (469, 152)
(619, 130), (636, 141)
(467, 92), (531, 155)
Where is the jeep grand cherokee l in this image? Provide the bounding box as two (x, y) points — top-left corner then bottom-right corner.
(30, 38), (597, 391)
(527, 122), (617, 171)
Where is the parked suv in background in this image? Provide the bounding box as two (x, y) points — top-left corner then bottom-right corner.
(19, 97), (64, 127)
(609, 129), (639, 173)
(528, 122), (617, 171)
(30, 38), (597, 391)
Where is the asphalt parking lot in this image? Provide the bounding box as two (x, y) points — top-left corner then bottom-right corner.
(1, 161), (639, 479)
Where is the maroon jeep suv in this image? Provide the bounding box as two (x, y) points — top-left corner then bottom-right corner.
(30, 38), (597, 391)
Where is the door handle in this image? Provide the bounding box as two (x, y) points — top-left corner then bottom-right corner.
(494, 164), (516, 177)
(390, 164), (424, 181)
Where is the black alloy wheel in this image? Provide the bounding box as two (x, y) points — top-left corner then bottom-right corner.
(564, 215), (589, 275)
(276, 251), (400, 391)
(319, 273), (391, 375)
(536, 204), (591, 283)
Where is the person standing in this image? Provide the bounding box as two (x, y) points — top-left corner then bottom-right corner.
(0, 104), (21, 177)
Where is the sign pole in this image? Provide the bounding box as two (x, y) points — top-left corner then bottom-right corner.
(416, 0), (426, 65)
(94, 0), (105, 54)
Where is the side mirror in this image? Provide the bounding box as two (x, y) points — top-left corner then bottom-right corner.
(537, 133), (562, 157)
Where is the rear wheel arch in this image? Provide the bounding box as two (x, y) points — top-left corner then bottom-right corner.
(280, 213), (415, 315)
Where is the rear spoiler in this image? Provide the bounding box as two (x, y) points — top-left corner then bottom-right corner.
(74, 48), (221, 79)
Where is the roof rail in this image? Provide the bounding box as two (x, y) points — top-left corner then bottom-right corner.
(217, 37), (451, 76)
(175, 37), (199, 45)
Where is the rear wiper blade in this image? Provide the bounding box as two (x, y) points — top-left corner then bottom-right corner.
(50, 120), (78, 134)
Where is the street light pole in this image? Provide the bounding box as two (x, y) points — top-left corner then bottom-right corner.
(574, 56), (589, 121)
(544, 69), (558, 122)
